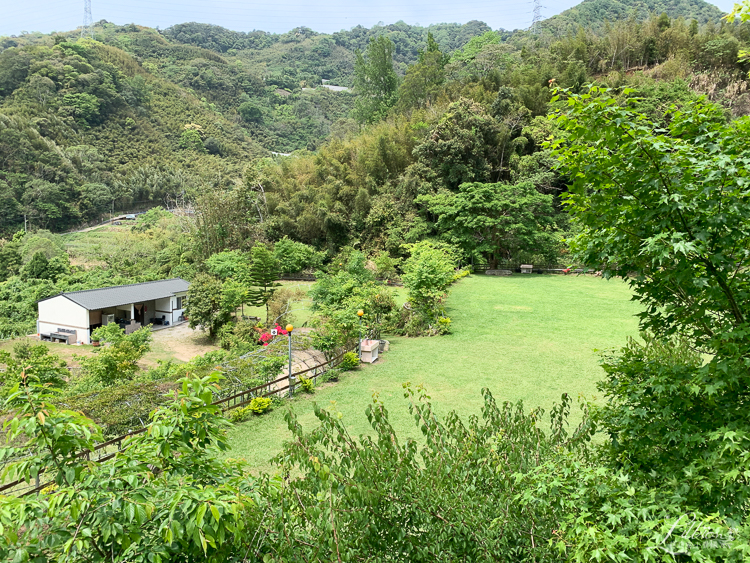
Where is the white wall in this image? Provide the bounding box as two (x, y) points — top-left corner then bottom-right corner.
(154, 297), (172, 325)
(172, 291), (187, 323)
(38, 296), (90, 344)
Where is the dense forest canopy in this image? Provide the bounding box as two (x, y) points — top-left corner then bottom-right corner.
(546, 0), (725, 32)
(0, 0), (747, 250)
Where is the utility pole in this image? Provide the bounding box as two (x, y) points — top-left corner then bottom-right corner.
(530, 0), (545, 34)
(81, 0), (94, 39)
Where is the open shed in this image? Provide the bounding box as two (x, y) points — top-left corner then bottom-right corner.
(37, 278), (189, 345)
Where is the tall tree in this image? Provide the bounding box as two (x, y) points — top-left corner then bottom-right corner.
(185, 273), (232, 338)
(245, 243), (281, 325)
(412, 98), (502, 191)
(396, 33), (447, 112)
(418, 181), (559, 267)
(353, 35), (399, 124)
(552, 86), (750, 516)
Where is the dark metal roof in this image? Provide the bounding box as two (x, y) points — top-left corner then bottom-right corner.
(41, 278), (189, 311)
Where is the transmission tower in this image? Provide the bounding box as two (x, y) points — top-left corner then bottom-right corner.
(530, 0), (545, 34)
(81, 0), (94, 38)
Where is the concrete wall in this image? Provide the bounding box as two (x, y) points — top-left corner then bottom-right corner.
(172, 291), (187, 323)
(154, 297), (172, 325)
(38, 296), (90, 344)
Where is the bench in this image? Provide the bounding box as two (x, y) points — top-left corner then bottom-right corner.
(49, 332), (72, 344)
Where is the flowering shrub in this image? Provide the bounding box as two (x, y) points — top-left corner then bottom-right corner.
(258, 324), (289, 346)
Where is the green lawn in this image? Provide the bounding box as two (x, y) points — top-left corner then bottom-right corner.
(226, 274), (642, 473)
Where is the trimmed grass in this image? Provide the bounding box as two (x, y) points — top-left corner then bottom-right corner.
(226, 274), (641, 473)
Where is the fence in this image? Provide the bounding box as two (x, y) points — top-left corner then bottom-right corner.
(471, 263), (577, 273)
(0, 348), (349, 498)
(214, 349), (348, 411)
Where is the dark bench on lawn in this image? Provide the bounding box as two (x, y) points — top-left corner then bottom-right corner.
(41, 328), (76, 344)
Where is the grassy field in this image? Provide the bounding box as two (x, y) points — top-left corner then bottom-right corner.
(226, 274), (642, 473)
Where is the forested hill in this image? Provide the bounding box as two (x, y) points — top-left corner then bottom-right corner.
(0, 0), (743, 237)
(545, 0), (725, 32)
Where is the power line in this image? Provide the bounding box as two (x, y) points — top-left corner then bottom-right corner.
(81, 0), (94, 38)
(530, 0), (546, 33)
(2, 0), (538, 37)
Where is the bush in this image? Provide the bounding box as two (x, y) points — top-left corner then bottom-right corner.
(227, 405), (253, 423)
(256, 356), (285, 382)
(58, 380), (176, 436)
(75, 324), (152, 387)
(401, 241), (458, 323)
(299, 377), (314, 393)
(227, 396), (273, 422)
(372, 251), (401, 280)
(338, 351), (360, 371)
(248, 396), (272, 414)
(273, 237), (324, 273)
(451, 268), (470, 282)
(267, 287), (306, 327)
(320, 368), (341, 383)
(399, 310), (452, 337)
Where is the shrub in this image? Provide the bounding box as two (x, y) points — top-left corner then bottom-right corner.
(267, 287), (306, 327)
(256, 355), (285, 382)
(58, 380), (176, 436)
(436, 316), (452, 334)
(299, 377), (314, 393)
(75, 324), (152, 387)
(338, 351), (360, 371)
(248, 396), (272, 414)
(401, 241), (458, 321)
(227, 405), (253, 423)
(451, 268), (470, 282)
(372, 251), (400, 280)
(227, 396), (273, 422)
(273, 237), (324, 273)
(319, 368), (341, 383)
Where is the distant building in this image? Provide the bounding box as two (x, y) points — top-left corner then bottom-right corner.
(37, 278), (189, 344)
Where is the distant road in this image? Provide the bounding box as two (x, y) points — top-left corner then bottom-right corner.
(63, 211), (148, 235)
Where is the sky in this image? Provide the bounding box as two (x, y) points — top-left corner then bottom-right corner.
(1, 0), (735, 38)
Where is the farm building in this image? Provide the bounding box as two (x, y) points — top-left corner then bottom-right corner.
(37, 278), (189, 345)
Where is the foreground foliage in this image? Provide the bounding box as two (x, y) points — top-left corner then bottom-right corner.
(3, 369), (747, 562)
(0, 373), (260, 562)
(554, 88), (750, 520)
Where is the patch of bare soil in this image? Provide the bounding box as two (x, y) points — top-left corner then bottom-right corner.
(148, 323), (219, 364)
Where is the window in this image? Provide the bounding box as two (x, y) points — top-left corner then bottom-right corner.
(175, 296), (183, 309)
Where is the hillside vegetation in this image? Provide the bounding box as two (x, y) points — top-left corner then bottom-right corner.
(2, 3), (747, 238)
(547, 0), (725, 32)
(3, 0), (750, 559)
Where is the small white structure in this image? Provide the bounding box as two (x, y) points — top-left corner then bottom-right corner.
(37, 278), (189, 345)
(520, 264), (533, 274)
(360, 339), (380, 364)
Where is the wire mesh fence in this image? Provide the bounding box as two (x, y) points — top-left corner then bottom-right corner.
(0, 340), (350, 498)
